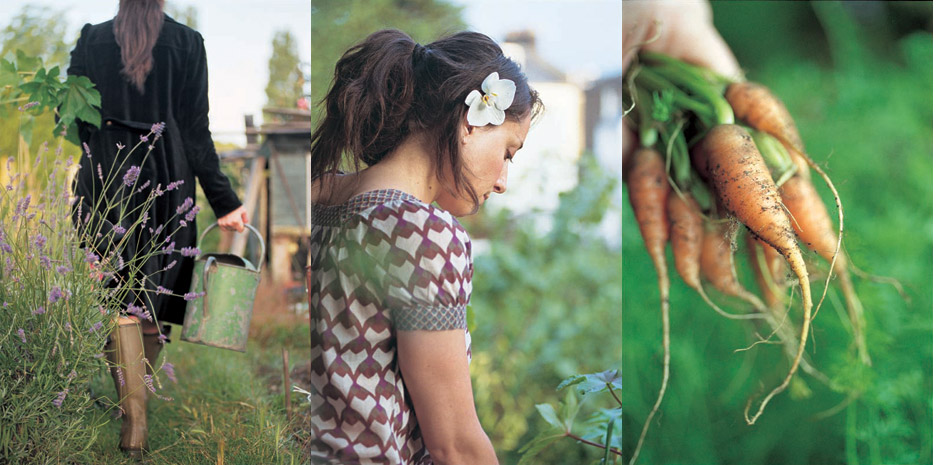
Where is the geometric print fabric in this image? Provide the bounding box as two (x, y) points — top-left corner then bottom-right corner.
(310, 189), (472, 464)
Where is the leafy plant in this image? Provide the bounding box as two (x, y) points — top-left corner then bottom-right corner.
(520, 369), (623, 465)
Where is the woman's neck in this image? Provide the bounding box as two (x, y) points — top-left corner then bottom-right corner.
(354, 134), (440, 204)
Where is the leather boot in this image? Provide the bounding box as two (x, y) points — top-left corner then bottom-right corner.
(104, 317), (148, 458)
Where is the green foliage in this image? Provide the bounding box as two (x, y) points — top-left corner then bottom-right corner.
(0, 7), (74, 169)
(627, 3), (932, 464)
(466, 152), (622, 463)
(309, 0), (465, 123)
(265, 30), (305, 110)
(0, 50), (101, 148)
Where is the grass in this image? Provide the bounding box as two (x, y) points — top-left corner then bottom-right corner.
(83, 279), (311, 464)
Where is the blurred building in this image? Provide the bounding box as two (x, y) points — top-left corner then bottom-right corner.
(484, 31), (622, 243)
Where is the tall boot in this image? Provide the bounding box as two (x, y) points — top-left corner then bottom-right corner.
(141, 324), (170, 377)
(103, 317), (148, 458)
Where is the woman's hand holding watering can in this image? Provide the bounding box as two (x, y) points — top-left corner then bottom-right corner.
(217, 206), (249, 233)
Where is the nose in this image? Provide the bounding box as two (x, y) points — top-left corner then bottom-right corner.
(492, 161), (508, 194)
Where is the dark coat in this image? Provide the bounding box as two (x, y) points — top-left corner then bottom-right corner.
(67, 15), (241, 325)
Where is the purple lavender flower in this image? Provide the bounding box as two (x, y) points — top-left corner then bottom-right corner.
(179, 220), (187, 227)
(17, 328), (25, 343)
(52, 389), (68, 408)
(32, 234), (47, 249)
(56, 265), (71, 274)
(158, 334), (168, 344)
(151, 122), (166, 137)
(136, 180), (151, 193)
(89, 321), (103, 333)
(162, 361), (177, 383)
(64, 322), (71, 332)
(185, 205), (201, 223)
(165, 260), (177, 271)
(49, 286), (65, 303)
(116, 367), (124, 387)
(113, 225), (126, 235)
(162, 241), (176, 254)
(140, 134), (149, 142)
(83, 142), (91, 158)
(67, 370), (77, 381)
(180, 247), (199, 257)
(32, 307), (45, 315)
(94, 352), (104, 359)
(0, 243), (12, 254)
(166, 180), (183, 191)
(85, 250), (99, 264)
(176, 197), (194, 215)
(39, 255), (52, 270)
(17, 101), (39, 111)
(15, 195), (31, 216)
(183, 291), (205, 302)
(97, 163), (104, 182)
(123, 166), (141, 187)
(156, 286), (172, 295)
(116, 142), (125, 150)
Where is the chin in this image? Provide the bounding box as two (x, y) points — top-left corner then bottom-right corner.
(437, 199), (480, 217)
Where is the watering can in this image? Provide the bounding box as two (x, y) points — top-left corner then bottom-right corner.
(180, 223), (265, 352)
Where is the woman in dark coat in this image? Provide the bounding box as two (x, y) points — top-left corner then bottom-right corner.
(67, 0), (248, 456)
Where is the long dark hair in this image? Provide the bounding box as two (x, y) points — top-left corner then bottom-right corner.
(114, 0), (165, 93)
(311, 29), (542, 207)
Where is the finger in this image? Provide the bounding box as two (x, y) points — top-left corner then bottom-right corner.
(241, 211), (249, 224)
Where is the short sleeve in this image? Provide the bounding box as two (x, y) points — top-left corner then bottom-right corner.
(346, 200), (472, 331)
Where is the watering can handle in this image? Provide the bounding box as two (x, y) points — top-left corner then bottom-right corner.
(202, 256), (216, 319)
(196, 222), (266, 268)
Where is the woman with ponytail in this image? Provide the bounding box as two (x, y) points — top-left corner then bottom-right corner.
(67, 0), (248, 457)
(310, 29), (542, 464)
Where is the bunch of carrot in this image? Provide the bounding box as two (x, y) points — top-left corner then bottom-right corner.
(625, 51), (871, 464)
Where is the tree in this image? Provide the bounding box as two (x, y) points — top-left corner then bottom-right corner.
(165, 3), (198, 29)
(265, 30), (304, 110)
(309, 0), (465, 124)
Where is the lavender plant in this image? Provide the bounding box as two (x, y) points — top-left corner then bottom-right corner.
(0, 58), (200, 460)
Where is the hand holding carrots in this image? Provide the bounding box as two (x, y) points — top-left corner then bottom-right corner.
(624, 49), (871, 464)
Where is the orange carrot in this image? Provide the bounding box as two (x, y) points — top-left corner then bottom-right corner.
(692, 124), (812, 424)
(727, 82), (859, 366)
(699, 220), (767, 312)
(726, 81), (804, 153)
(746, 233), (788, 309)
(626, 148), (670, 465)
(669, 194), (762, 320)
(780, 174), (869, 364)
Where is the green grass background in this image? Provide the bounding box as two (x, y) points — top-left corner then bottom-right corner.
(624, 2), (933, 464)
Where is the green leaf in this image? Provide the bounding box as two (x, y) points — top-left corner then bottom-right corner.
(560, 388), (580, 432)
(566, 369), (623, 396)
(517, 430), (566, 465)
(15, 49), (41, 72)
(59, 75), (102, 130)
(557, 374), (587, 392)
(534, 403), (562, 429)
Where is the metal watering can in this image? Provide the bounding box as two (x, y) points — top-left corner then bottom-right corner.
(180, 223), (265, 352)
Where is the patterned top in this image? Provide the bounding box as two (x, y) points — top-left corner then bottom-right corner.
(309, 189), (473, 464)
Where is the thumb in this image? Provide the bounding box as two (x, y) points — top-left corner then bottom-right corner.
(241, 210), (249, 224)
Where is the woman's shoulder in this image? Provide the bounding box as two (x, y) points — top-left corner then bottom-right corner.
(353, 191), (466, 236)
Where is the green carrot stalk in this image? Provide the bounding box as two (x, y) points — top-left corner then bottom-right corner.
(648, 62), (735, 126)
(632, 67), (716, 125)
(748, 128), (796, 186)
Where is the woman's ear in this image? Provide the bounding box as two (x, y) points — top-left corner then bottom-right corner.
(461, 115), (474, 145)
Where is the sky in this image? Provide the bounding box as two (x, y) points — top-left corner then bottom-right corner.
(0, 0), (620, 146)
(451, 0), (622, 81)
(0, 0), (312, 146)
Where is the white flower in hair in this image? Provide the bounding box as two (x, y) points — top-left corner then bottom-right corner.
(465, 72), (516, 127)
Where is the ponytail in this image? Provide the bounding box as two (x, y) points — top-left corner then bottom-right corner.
(311, 30), (419, 186)
(114, 0), (165, 93)
(312, 29), (542, 207)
